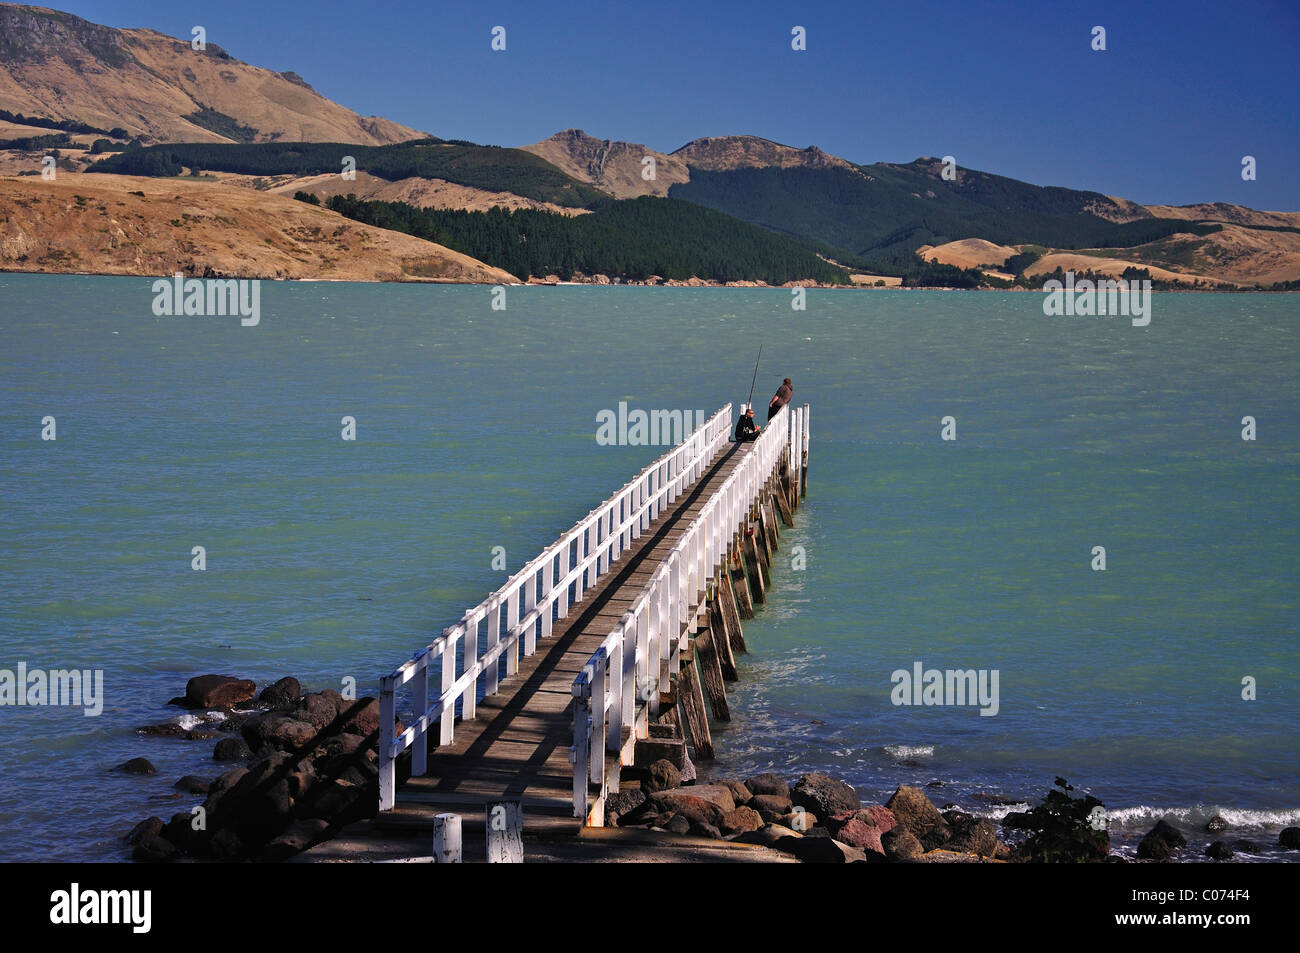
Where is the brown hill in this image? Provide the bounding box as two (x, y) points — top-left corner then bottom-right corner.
(0, 4), (425, 145)
(671, 135), (856, 173)
(917, 238), (1019, 269)
(263, 170), (589, 215)
(1144, 202), (1300, 230)
(0, 172), (517, 282)
(520, 129), (686, 199)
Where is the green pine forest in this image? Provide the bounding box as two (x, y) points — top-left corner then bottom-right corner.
(323, 194), (851, 284)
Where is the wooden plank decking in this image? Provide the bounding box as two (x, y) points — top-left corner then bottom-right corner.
(377, 439), (754, 835)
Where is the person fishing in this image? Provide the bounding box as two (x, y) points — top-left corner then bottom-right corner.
(734, 405), (760, 442)
(767, 377), (793, 422)
(735, 346), (764, 443)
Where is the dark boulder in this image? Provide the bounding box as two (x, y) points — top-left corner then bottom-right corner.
(1137, 819), (1187, 861)
(1205, 814), (1228, 832)
(745, 772), (791, 799)
(293, 690), (347, 731)
(791, 772), (860, 821)
(749, 793), (794, 821)
(885, 785), (945, 839)
(782, 836), (865, 863)
(831, 817), (886, 855)
(259, 677), (302, 709)
(718, 779), (752, 805)
(136, 721), (189, 737)
(132, 833), (179, 863)
(298, 778), (370, 826)
(119, 757), (156, 775)
(213, 737), (252, 761)
(1230, 839), (1260, 854)
(605, 789), (648, 826)
(186, 725), (225, 741)
(1280, 827), (1300, 850)
(1206, 841), (1234, 861)
(918, 820), (952, 852)
(174, 775), (210, 794)
(721, 806), (764, 835)
(881, 826), (924, 861)
(666, 814), (691, 835)
(207, 827), (246, 861)
(125, 817), (164, 845)
(690, 821), (723, 840)
(262, 818), (330, 861)
(185, 674), (256, 709)
(241, 713), (317, 752)
(1001, 810), (1033, 830)
(647, 791), (727, 828)
(644, 759), (681, 793)
(338, 697), (384, 737)
(945, 818), (999, 857)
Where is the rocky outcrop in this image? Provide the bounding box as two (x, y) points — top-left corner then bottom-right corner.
(1137, 820), (1187, 861)
(185, 674), (255, 709)
(127, 676), (403, 862)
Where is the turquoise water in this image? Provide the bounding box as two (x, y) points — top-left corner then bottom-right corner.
(0, 275), (1296, 861)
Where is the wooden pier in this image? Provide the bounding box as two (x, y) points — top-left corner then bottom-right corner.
(376, 400), (810, 839)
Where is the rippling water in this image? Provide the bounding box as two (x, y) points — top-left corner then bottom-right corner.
(0, 275), (1295, 861)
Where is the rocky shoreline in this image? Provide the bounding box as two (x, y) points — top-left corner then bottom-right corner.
(124, 673), (406, 862)
(121, 673), (1300, 864)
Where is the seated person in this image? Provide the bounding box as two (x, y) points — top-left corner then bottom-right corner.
(734, 406), (760, 442)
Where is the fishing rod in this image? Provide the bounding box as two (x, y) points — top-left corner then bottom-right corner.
(745, 344), (762, 413)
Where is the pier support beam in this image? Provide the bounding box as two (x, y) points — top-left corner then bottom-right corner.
(718, 570), (747, 654)
(676, 664), (713, 760)
(709, 592), (738, 680)
(730, 541), (755, 619)
(742, 532), (766, 605)
(694, 629), (731, 721)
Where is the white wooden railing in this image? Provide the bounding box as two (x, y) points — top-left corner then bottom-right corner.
(377, 404), (734, 811)
(570, 401), (810, 822)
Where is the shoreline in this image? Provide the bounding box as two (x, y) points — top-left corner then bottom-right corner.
(2, 267), (1293, 293)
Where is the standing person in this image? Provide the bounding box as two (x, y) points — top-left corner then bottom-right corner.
(734, 406), (760, 442)
(767, 378), (793, 422)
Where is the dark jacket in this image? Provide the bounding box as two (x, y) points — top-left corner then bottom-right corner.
(734, 414), (758, 441)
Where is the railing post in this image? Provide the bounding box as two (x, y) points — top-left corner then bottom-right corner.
(608, 627), (624, 757)
(590, 650), (607, 786)
(440, 632), (458, 745)
(412, 649), (428, 778)
(506, 585), (520, 678)
(485, 596), (501, 696)
(572, 674), (591, 820)
(462, 621), (477, 721)
(632, 607), (647, 731)
(541, 558), (554, 640)
(378, 676), (396, 811)
(524, 569), (537, 656)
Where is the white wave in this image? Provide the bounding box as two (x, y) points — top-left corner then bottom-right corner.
(883, 744), (935, 759)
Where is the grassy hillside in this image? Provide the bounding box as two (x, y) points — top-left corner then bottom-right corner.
(88, 140), (610, 209)
(668, 159), (1207, 270)
(324, 194), (851, 285)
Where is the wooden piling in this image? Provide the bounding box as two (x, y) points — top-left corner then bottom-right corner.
(743, 531), (766, 605)
(801, 450), (808, 498)
(694, 629), (731, 720)
(729, 541), (755, 619)
(765, 496), (781, 547)
(755, 516), (773, 587)
(719, 568), (748, 653)
(709, 594), (738, 680)
(775, 483), (794, 527)
(676, 662), (713, 759)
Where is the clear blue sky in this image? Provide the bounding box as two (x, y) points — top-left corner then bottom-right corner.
(49, 0), (1300, 209)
